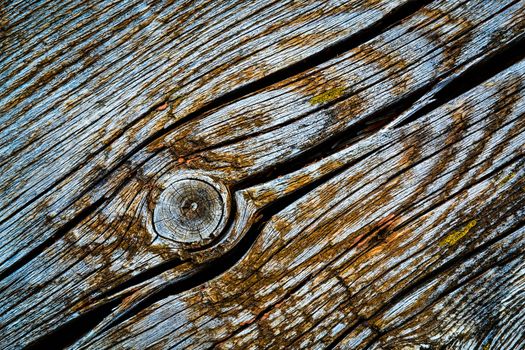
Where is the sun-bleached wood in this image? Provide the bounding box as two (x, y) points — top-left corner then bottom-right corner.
(0, 0), (524, 349)
(71, 59), (525, 350)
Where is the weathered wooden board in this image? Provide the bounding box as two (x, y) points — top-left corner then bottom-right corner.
(0, 0), (420, 278)
(0, 0), (524, 349)
(70, 59), (525, 349)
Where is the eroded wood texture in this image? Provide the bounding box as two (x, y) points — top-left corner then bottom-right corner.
(0, 0), (524, 349)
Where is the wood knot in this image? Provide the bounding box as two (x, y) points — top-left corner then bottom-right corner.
(153, 176), (230, 245)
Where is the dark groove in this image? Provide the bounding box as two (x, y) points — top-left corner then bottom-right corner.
(84, 190), (231, 302)
(0, 0), (432, 275)
(397, 32), (525, 127)
(96, 147), (380, 334)
(0, 149), (161, 283)
(74, 31), (525, 333)
(360, 335), (383, 350)
(235, 81), (437, 190)
(10, 0), (437, 319)
(23, 298), (123, 350)
(0, 197), (106, 282)
(62, 0), (434, 211)
(383, 218), (525, 332)
(0, 152), (105, 227)
(326, 193), (525, 349)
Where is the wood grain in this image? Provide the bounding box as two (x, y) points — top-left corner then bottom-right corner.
(0, 0), (419, 277)
(0, 0), (524, 348)
(70, 59), (525, 350)
(153, 174), (230, 244)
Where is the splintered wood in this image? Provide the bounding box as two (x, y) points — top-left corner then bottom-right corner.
(0, 0), (524, 349)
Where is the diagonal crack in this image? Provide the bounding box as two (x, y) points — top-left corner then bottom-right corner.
(11, 1), (525, 347)
(1, 0), (435, 281)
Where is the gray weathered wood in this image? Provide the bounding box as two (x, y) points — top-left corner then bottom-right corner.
(72, 59), (525, 350)
(0, 0), (524, 348)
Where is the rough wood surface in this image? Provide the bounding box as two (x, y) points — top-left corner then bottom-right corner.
(0, 0), (524, 349)
(153, 174), (230, 244)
